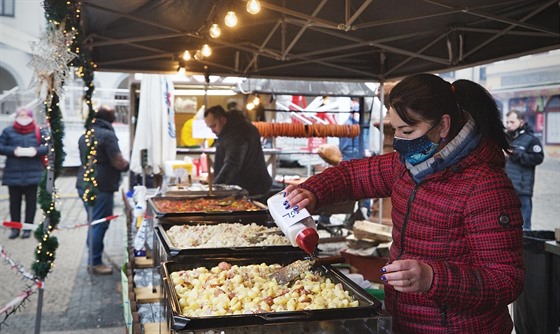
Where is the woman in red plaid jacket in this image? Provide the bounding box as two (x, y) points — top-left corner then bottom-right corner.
(285, 73), (524, 333)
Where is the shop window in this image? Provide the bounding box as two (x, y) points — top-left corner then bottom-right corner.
(0, 0), (15, 16)
(510, 96), (546, 142)
(544, 95), (560, 144)
(479, 67), (487, 81)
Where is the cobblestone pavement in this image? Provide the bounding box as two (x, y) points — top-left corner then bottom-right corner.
(0, 157), (558, 333)
(0, 170), (126, 334)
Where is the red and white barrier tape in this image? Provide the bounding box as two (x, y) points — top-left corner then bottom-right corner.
(1, 215), (120, 231)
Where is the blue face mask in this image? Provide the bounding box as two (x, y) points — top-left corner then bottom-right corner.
(393, 124), (441, 165)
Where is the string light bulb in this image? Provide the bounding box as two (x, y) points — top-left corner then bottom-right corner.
(209, 23), (221, 38)
(225, 10), (237, 27)
(182, 50), (192, 61)
(246, 0), (261, 14)
(201, 44), (212, 57)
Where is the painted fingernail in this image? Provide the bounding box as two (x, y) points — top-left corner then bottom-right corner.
(282, 191), (286, 197)
(380, 275), (386, 281)
(380, 267), (386, 273)
(293, 205), (299, 211)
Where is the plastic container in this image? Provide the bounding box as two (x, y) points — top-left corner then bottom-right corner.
(164, 160), (190, 184)
(200, 153), (208, 173)
(513, 230), (560, 334)
(267, 191), (319, 254)
(183, 156), (193, 176)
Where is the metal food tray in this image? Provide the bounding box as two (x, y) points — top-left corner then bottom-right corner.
(155, 211), (272, 225)
(156, 220), (299, 258)
(148, 195), (268, 219)
(164, 184), (248, 198)
(161, 253), (383, 331)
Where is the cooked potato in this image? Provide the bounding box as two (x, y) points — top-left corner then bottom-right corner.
(171, 262), (359, 317)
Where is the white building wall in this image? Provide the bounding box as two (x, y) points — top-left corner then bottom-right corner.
(0, 0), (44, 87)
(0, 0), (45, 37)
(0, 48), (33, 88)
(486, 50), (560, 90)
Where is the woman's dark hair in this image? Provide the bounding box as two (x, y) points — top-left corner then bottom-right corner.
(95, 106), (116, 123)
(389, 73), (509, 152)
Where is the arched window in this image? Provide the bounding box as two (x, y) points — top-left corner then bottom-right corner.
(0, 66), (18, 115)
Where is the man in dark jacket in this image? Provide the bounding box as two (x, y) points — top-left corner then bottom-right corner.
(505, 110), (544, 230)
(204, 105), (272, 199)
(76, 106), (129, 274)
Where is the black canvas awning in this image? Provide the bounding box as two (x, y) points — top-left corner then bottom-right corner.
(82, 0), (559, 81)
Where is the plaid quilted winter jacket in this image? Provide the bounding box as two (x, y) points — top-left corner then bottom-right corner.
(299, 137), (524, 334)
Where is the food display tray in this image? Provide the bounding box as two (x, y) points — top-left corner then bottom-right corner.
(163, 184), (248, 198)
(155, 211), (272, 225)
(161, 253), (383, 331)
(155, 220), (299, 258)
(148, 195), (268, 219)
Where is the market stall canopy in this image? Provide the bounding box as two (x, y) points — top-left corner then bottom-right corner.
(82, 0), (559, 81)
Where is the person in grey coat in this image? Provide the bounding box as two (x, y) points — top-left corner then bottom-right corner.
(505, 109), (544, 230)
(0, 107), (48, 239)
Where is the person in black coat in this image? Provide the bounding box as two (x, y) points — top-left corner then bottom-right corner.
(76, 106), (129, 274)
(505, 109), (544, 230)
(204, 105), (272, 199)
(0, 107), (48, 239)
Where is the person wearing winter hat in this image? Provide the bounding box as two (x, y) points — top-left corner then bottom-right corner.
(0, 107), (48, 239)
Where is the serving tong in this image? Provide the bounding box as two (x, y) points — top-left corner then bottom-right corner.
(269, 255), (346, 285)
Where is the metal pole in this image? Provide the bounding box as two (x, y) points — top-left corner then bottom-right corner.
(34, 148), (55, 334)
(34, 288), (44, 334)
(378, 82), (385, 225)
(88, 205), (94, 274)
(358, 96), (365, 158)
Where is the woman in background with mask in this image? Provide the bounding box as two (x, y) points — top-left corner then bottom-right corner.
(0, 107), (48, 239)
(283, 73), (524, 333)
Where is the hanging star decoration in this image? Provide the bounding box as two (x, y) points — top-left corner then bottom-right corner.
(27, 24), (77, 105)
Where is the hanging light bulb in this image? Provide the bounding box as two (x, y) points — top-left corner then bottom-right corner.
(246, 102), (255, 110)
(194, 49), (203, 60)
(201, 44), (212, 57)
(246, 0), (261, 14)
(209, 23), (221, 38)
(225, 10), (237, 27)
(252, 95), (260, 105)
(182, 50), (192, 61)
